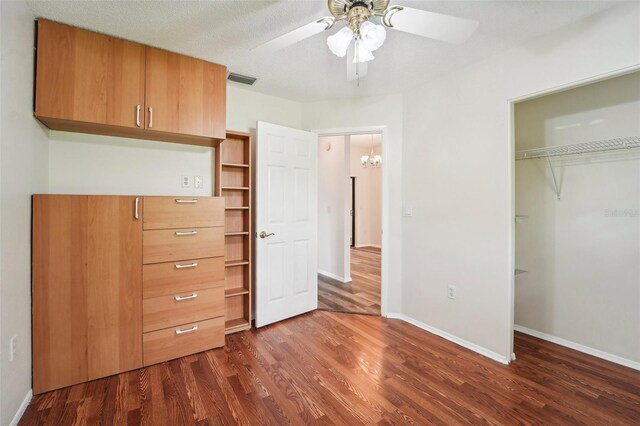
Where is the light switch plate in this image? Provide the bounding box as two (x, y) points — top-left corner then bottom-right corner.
(194, 176), (203, 189)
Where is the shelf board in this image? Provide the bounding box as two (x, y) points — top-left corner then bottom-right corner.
(225, 318), (250, 334)
(225, 206), (249, 210)
(225, 288), (249, 298)
(225, 259), (249, 267)
(221, 162), (249, 168)
(225, 231), (249, 236)
(222, 186), (249, 191)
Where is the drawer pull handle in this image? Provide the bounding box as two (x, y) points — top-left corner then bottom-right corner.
(175, 293), (198, 301)
(175, 262), (198, 269)
(175, 325), (198, 335)
(175, 230), (198, 236)
(175, 199), (198, 204)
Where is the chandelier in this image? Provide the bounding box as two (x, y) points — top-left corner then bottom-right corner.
(361, 146), (382, 167)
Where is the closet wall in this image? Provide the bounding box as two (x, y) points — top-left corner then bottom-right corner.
(515, 71), (640, 365)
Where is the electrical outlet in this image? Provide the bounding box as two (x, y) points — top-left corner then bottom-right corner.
(9, 335), (17, 361)
(194, 175), (203, 189)
(181, 175), (191, 188)
(447, 285), (457, 300)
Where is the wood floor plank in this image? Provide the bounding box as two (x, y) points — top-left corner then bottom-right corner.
(20, 311), (640, 425)
(318, 247), (381, 315)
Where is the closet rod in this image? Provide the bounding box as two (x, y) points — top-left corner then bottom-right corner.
(515, 136), (640, 160)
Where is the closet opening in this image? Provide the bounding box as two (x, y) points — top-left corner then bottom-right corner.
(512, 70), (640, 371)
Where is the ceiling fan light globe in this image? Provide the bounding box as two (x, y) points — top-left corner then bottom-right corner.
(327, 27), (353, 57)
(353, 39), (374, 63)
(360, 21), (386, 52)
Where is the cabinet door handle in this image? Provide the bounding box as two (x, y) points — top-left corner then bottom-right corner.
(175, 230), (198, 236)
(136, 105), (141, 127)
(134, 197), (140, 220)
(174, 293), (198, 301)
(175, 199), (198, 204)
(175, 325), (198, 334)
(175, 262), (198, 269)
(148, 106), (153, 128)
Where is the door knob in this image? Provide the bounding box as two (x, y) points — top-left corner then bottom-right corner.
(259, 231), (275, 239)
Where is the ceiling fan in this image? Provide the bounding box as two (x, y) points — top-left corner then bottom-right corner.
(253, 0), (479, 82)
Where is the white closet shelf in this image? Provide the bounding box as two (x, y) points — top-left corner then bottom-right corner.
(515, 136), (640, 160)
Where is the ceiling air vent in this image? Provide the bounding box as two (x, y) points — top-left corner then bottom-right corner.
(227, 72), (258, 86)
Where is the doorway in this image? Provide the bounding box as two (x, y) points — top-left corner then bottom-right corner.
(316, 133), (382, 315)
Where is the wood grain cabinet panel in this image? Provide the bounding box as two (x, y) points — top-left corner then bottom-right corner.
(143, 196), (225, 230)
(145, 47), (226, 139)
(143, 257), (224, 299)
(35, 20), (146, 129)
(143, 317), (225, 366)
(143, 227), (224, 264)
(143, 287), (224, 333)
(32, 195), (143, 394)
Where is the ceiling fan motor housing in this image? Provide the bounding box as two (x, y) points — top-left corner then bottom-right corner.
(328, 0), (390, 24)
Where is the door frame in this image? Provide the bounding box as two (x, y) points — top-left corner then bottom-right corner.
(312, 125), (389, 316)
(350, 176), (356, 248)
(507, 64), (640, 361)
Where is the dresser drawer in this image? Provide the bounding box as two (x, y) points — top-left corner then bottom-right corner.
(143, 227), (223, 264)
(143, 257), (224, 299)
(143, 196), (224, 230)
(143, 286), (224, 332)
(143, 317), (225, 366)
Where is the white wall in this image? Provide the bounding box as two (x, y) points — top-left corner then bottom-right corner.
(49, 132), (215, 196)
(1, 2), (50, 424)
(515, 72), (640, 364)
(227, 84), (302, 134)
(49, 84), (304, 196)
(350, 134), (382, 248)
(317, 136), (351, 281)
(302, 93), (403, 314)
(401, 2), (640, 362)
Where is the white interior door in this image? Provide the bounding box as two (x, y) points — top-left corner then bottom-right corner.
(255, 121), (318, 327)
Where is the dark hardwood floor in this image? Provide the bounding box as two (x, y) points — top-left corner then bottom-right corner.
(20, 310), (640, 425)
(318, 246), (381, 315)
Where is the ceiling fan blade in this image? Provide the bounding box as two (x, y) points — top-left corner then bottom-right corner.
(384, 6), (478, 44)
(252, 17), (335, 54)
(347, 47), (368, 82)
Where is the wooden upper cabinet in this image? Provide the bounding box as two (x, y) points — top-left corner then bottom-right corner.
(34, 20), (227, 146)
(35, 19), (146, 129)
(145, 47), (227, 140)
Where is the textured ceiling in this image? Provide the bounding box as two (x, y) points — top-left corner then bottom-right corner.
(26, 0), (616, 102)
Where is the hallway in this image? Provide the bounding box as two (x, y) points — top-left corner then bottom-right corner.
(318, 247), (381, 315)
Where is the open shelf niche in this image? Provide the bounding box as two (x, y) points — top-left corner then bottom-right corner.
(215, 131), (252, 334)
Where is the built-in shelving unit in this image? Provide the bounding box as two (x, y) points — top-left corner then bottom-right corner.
(215, 131), (252, 334)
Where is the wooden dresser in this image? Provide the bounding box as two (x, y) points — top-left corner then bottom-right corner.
(141, 196), (225, 365)
(32, 195), (226, 394)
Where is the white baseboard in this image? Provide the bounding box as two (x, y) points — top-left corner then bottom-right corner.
(318, 270), (351, 283)
(514, 324), (640, 371)
(355, 244), (381, 249)
(387, 313), (510, 365)
(9, 389), (32, 426)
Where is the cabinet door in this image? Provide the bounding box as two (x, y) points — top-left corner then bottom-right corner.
(32, 195), (143, 394)
(145, 47), (226, 139)
(35, 20), (146, 128)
